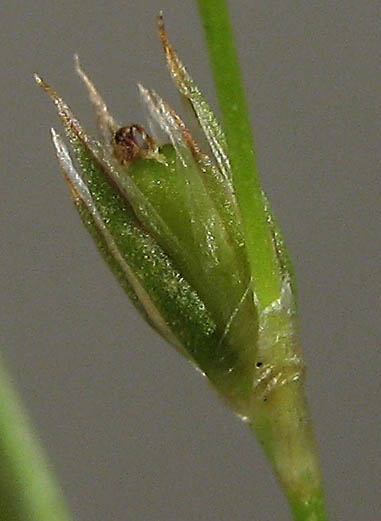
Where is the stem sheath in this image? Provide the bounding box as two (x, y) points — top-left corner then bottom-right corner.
(196, 2), (331, 520)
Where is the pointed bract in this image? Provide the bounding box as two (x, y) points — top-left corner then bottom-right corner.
(158, 14), (232, 183)
(75, 54), (119, 148)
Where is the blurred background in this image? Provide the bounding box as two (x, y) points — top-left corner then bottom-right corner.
(0, 1), (379, 520)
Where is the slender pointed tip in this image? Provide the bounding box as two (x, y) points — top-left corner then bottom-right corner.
(74, 53), (80, 70)
(50, 127), (66, 157)
(33, 72), (43, 85)
(137, 82), (149, 97)
(157, 11), (169, 51)
(33, 73), (57, 99)
(49, 128), (87, 203)
(157, 11), (167, 41)
(74, 54), (95, 94)
(34, 74), (86, 143)
(137, 83), (158, 110)
(157, 13), (177, 70)
(33, 72), (51, 93)
(74, 54), (91, 89)
(74, 53), (83, 75)
(74, 53), (87, 81)
(73, 53), (118, 140)
(50, 127), (66, 159)
(137, 83), (152, 108)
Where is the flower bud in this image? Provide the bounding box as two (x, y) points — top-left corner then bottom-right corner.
(35, 19), (297, 420)
(35, 18), (333, 520)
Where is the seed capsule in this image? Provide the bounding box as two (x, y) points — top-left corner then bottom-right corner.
(112, 124), (157, 165)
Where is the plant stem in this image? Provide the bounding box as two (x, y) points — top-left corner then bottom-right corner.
(197, 2), (330, 520)
(197, 0), (282, 311)
(250, 371), (329, 521)
(249, 304), (330, 520)
(0, 356), (71, 521)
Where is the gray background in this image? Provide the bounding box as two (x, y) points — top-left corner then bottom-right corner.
(1, 1), (379, 520)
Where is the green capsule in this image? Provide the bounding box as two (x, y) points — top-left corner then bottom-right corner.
(35, 14), (330, 521)
(35, 66), (262, 415)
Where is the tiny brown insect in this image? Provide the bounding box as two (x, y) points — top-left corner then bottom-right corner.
(112, 124), (156, 166)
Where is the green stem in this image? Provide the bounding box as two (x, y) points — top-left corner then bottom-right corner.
(197, 2), (330, 520)
(249, 304), (330, 520)
(0, 356), (71, 521)
(250, 373), (329, 521)
(197, 0), (282, 311)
